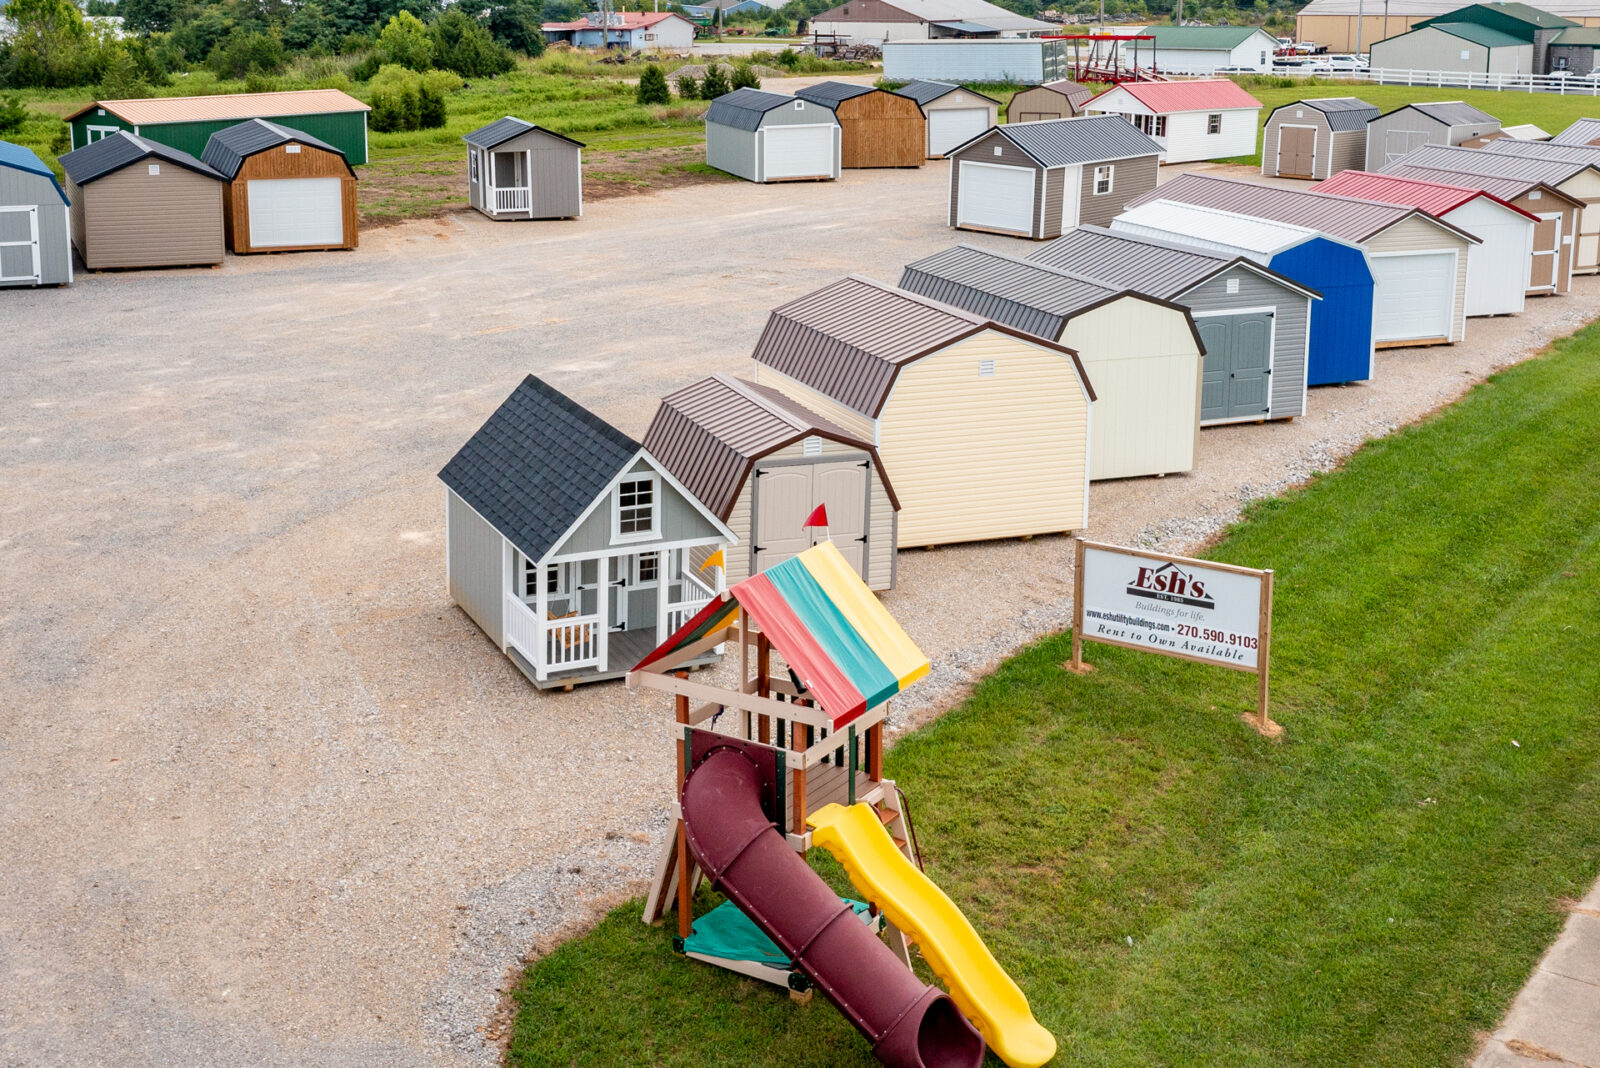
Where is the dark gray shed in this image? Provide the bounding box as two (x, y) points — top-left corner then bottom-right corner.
(946, 115), (1162, 240)
(1029, 225), (1320, 424)
(892, 80), (1001, 158)
(1366, 100), (1501, 167)
(1261, 97), (1379, 179)
(0, 139), (71, 286)
(58, 130), (224, 270)
(705, 88), (840, 183)
(463, 116), (584, 221)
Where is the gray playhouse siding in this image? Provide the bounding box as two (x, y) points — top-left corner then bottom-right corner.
(949, 128), (1044, 234)
(1180, 266), (1310, 418)
(0, 167), (71, 286)
(1076, 154), (1157, 227)
(554, 458), (724, 556)
(469, 127), (581, 219)
(447, 489), (505, 646)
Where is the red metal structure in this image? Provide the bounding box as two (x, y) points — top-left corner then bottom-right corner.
(1046, 33), (1169, 82)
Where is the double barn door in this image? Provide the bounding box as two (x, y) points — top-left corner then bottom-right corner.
(752, 458), (870, 581)
(1197, 310), (1274, 423)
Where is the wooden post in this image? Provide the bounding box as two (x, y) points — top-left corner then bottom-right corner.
(867, 723), (883, 781)
(757, 633), (771, 745)
(675, 671), (693, 938)
(1064, 537), (1095, 674)
(1247, 570), (1283, 739)
(792, 768), (807, 834)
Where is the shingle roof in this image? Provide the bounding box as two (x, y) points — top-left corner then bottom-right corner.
(892, 79), (999, 107)
(1317, 169), (1535, 219)
(643, 374), (891, 520)
(1381, 142), (1597, 183)
(1028, 225), (1321, 300)
(462, 115), (585, 151)
(965, 114), (1161, 167)
(1387, 100), (1501, 127)
(0, 139), (68, 204)
(1551, 117), (1600, 144)
(1412, 20), (1531, 46)
(751, 275), (1093, 415)
(200, 118), (350, 179)
(1089, 79), (1263, 114)
(1127, 171), (1478, 243)
(706, 88), (825, 131)
(1142, 24), (1273, 48)
(1273, 96), (1380, 132)
(898, 245), (1128, 341)
(65, 88), (368, 125)
(438, 376), (642, 563)
(58, 130), (223, 185)
(794, 81), (879, 107)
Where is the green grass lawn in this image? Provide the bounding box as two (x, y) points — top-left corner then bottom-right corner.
(506, 322), (1600, 1067)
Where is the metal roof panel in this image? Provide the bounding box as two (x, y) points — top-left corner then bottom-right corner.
(978, 114), (1161, 167)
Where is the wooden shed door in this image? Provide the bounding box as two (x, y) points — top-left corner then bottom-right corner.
(1277, 125), (1316, 177)
(753, 460), (870, 580)
(1197, 311), (1274, 422)
(1530, 214), (1560, 291)
(0, 206), (40, 284)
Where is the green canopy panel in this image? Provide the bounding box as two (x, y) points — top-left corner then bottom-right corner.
(683, 898), (871, 967)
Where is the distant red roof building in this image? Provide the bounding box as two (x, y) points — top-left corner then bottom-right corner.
(541, 11), (686, 29)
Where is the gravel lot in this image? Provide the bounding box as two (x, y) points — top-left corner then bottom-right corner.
(3, 160), (1597, 1068)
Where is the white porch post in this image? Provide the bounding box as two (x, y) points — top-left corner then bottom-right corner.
(500, 540), (514, 652)
(534, 557), (548, 680)
(656, 550), (670, 640)
(597, 556), (610, 673)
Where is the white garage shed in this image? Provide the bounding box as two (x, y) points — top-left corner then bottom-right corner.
(892, 80), (1001, 158)
(705, 88), (841, 184)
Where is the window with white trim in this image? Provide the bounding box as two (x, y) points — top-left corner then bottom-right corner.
(148, 164), (160, 175)
(637, 552), (659, 583)
(469, 149), (479, 184)
(614, 477), (657, 540)
(1155, 115), (1167, 137)
(1093, 164), (1113, 195)
(1207, 113), (1222, 135)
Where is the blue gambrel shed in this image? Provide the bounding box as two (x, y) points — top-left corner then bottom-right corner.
(0, 139), (72, 287)
(1112, 199), (1376, 385)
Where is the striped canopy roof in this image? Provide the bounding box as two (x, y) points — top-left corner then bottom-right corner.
(634, 541), (929, 727)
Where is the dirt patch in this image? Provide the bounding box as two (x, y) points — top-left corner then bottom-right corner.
(583, 144), (738, 200)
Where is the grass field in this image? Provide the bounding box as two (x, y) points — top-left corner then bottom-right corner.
(505, 323), (1600, 1067)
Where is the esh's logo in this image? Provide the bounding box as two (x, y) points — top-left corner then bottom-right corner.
(1127, 563), (1215, 609)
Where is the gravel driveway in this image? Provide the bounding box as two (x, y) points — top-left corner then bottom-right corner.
(3, 162), (1596, 1068)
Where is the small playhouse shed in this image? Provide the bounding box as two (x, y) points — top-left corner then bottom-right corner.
(1030, 226), (1321, 425)
(898, 244), (1203, 481)
(1261, 97), (1381, 180)
(750, 275), (1096, 548)
(705, 88), (841, 184)
(1366, 101), (1500, 167)
(891, 80), (1000, 158)
(66, 89), (371, 163)
(201, 119), (357, 254)
(1005, 79), (1095, 122)
(1382, 164), (1580, 295)
(1111, 199), (1376, 385)
(946, 115), (1161, 240)
(439, 375), (734, 689)
(0, 140), (71, 287)
(1320, 169), (1536, 316)
(644, 374), (901, 591)
(463, 116), (584, 221)
(59, 131), (224, 271)
(793, 82), (925, 169)
(1083, 79), (1262, 164)
(1133, 172), (1479, 349)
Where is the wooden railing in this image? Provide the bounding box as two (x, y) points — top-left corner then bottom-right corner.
(493, 186), (531, 212)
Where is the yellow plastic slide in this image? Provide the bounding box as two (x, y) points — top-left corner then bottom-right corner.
(808, 803), (1057, 1068)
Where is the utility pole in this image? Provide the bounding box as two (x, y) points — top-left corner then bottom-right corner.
(1356, 0), (1365, 56)
(1174, 0), (1182, 27)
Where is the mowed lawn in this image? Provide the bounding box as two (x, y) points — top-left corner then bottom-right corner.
(507, 323), (1600, 1067)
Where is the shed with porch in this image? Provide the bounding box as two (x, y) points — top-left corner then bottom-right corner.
(439, 375), (735, 689)
(1365, 101), (1500, 167)
(201, 119), (357, 254)
(946, 115), (1161, 240)
(705, 88), (841, 184)
(0, 139), (72, 287)
(1005, 79), (1094, 122)
(1261, 97), (1380, 180)
(1030, 226), (1320, 425)
(1083, 80), (1262, 164)
(59, 130), (225, 271)
(898, 244), (1203, 481)
(645, 374), (901, 591)
(794, 82), (926, 169)
(463, 117), (583, 221)
(750, 275), (1096, 547)
(891, 80), (1000, 158)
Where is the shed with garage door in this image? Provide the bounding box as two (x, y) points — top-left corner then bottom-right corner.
(1111, 199), (1375, 385)
(1030, 225), (1320, 425)
(705, 88), (841, 183)
(892, 80), (1000, 158)
(462, 116), (583, 221)
(0, 139), (71, 287)
(58, 130), (224, 271)
(898, 244), (1203, 481)
(201, 119), (357, 254)
(794, 82), (925, 168)
(1320, 169), (1536, 316)
(1366, 101), (1500, 167)
(946, 115), (1161, 240)
(1261, 97), (1380, 180)
(644, 374), (900, 590)
(751, 274), (1096, 547)
(1130, 172), (1479, 349)
(1005, 79), (1095, 122)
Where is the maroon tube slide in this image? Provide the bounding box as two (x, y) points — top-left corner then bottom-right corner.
(680, 743), (985, 1068)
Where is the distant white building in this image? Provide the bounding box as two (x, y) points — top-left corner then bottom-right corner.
(540, 11), (697, 48)
(1131, 24), (1279, 72)
(810, 0), (1054, 44)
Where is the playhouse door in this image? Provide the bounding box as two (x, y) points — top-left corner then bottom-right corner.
(607, 556), (629, 631)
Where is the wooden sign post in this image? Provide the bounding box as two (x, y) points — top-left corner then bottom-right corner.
(1067, 538), (1280, 738)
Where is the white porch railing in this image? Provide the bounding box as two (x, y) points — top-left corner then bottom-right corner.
(492, 186), (531, 212)
(664, 571), (717, 637)
(504, 593), (603, 679)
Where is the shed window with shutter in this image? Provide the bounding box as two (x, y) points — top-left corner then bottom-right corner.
(1093, 164), (1113, 194)
(1207, 113), (1222, 134)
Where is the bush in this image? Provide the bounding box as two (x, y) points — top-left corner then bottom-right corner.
(208, 29), (286, 79)
(675, 71), (698, 98)
(729, 62), (758, 90)
(418, 82), (447, 127)
(349, 51), (382, 81)
(421, 68), (462, 93)
(774, 47), (800, 69)
(430, 9), (515, 77)
(637, 62), (669, 105)
(0, 95), (27, 135)
(368, 64), (447, 131)
(699, 62), (730, 99)
(96, 46), (152, 99)
(377, 11), (433, 71)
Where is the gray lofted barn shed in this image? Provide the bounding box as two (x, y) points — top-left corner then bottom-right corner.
(1261, 97), (1380, 180)
(1366, 101), (1500, 167)
(0, 140), (72, 286)
(464, 117), (584, 221)
(705, 88), (841, 184)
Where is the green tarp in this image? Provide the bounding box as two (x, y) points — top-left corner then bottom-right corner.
(684, 898), (871, 966)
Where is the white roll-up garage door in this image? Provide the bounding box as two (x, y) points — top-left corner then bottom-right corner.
(957, 161), (1035, 236)
(1371, 251), (1454, 342)
(762, 125), (835, 181)
(247, 178), (343, 248)
(928, 108), (991, 157)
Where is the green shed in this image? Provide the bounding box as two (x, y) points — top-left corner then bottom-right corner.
(65, 89), (371, 165)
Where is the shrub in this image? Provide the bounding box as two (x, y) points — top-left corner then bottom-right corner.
(349, 51), (382, 81)
(421, 68), (462, 94)
(729, 62), (758, 90)
(208, 28), (286, 79)
(431, 9), (515, 77)
(699, 62), (730, 99)
(368, 64), (447, 131)
(96, 47), (152, 99)
(675, 71), (698, 98)
(418, 82), (447, 128)
(377, 11), (433, 71)
(774, 47), (800, 69)
(636, 62), (669, 105)
(0, 95), (27, 135)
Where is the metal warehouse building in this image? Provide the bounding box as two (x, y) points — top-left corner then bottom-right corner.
(883, 39), (1073, 85)
(66, 89), (371, 165)
(705, 88), (841, 184)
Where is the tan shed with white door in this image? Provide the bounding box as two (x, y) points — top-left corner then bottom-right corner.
(644, 374), (901, 590)
(750, 275), (1095, 548)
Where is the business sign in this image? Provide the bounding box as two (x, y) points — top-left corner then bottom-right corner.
(1068, 540), (1279, 736)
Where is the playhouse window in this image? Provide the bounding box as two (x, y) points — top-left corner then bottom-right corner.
(637, 552), (659, 583)
(1208, 113), (1222, 135)
(616, 478), (657, 539)
(469, 151), (479, 183)
(1093, 164), (1114, 195)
